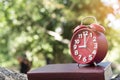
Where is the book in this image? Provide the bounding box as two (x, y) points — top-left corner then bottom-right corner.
(27, 62), (112, 80)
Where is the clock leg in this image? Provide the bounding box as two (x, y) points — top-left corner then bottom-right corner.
(77, 63), (81, 68)
(93, 62), (97, 66)
(77, 62), (98, 68)
(89, 62), (97, 66)
(77, 63), (90, 68)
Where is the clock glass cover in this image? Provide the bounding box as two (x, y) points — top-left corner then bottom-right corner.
(70, 28), (98, 64)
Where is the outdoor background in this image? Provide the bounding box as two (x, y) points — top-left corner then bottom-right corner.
(0, 0), (120, 74)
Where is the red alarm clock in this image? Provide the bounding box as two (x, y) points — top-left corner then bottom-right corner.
(70, 17), (108, 64)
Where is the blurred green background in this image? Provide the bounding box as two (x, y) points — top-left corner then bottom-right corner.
(0, 0), (120, 73)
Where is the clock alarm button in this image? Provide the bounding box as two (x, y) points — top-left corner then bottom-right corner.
(90, 23), (105, 33)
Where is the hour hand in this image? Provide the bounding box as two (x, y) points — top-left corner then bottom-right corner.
(79, 45), (86, 48)
(79, 32), (87, 48)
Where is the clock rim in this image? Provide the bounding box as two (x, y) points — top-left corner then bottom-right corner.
(93, 32), (108, 63)
(70, 28), (99, 64)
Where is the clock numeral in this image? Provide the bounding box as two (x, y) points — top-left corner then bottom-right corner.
(78, 54), (82, 60)
(92, 50), (96, 55)
(88, 55), (93, 60)
(83, 57), (87, 62)
(78, 34), (82, 38)
(75, 39), (80, 44)
(94, 43), (97, 49)
(93, 36), (96, 42)
(90, 33), (93, 37)
(74, 50), (79, 56)
(73, 45), (77, 50)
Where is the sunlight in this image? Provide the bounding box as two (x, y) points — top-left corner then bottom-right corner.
(102, 0), (120, 29)
(101, 0), (118, 6)
(107, 14), (120, 29)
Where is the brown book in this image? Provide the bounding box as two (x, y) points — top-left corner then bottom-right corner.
(27, 62), (112, 80)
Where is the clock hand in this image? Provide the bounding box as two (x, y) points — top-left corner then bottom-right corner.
(79, 45), (86, 48)
(79, 32), (87, 48)
(83, 32), (87, 48)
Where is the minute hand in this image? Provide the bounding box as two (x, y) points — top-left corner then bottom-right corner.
(83, 33), (87, 47)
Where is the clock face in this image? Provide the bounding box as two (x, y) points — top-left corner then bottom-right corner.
(70, 28), (98, 64)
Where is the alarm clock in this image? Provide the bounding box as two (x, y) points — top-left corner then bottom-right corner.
(70, 17), (108, 64)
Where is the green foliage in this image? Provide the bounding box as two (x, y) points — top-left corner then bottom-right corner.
(0, 0), (120, 70)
